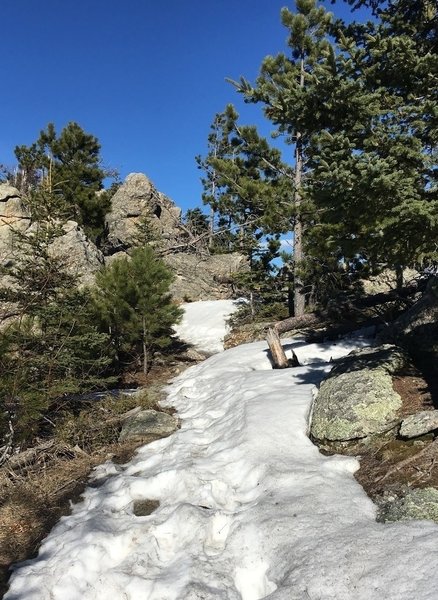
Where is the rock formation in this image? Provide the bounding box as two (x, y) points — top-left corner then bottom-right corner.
(165, 252), (246, 302)
(0, 184), (31, 264)
(41, 220), (104, 286)
(105, 173), (182, 252)
(0, 175), (246, 302)
(0, 183), (104, 288)
(104, 173), (246, 301)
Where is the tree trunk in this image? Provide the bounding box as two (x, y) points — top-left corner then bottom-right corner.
(266, 327), (300, 369)
(292, 55), (306, 318)
(142, 317), (148, 375)
(209, 205), (215, 249)
(395, 264), (404, 291)
(266, 328), (289, 368)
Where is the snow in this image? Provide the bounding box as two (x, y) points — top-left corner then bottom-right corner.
(6, 302), (438, 600)
(173, 299), (239, 354)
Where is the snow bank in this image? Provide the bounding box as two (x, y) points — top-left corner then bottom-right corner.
(173, 299), (239, 354)
(6, 335), (438, 600)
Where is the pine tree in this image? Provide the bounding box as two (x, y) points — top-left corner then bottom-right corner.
(94, 246), (183, 374)
(307, 0), (438, 283)
(15, 122), (112, 241)
(232, 0), (334, 315)
(198, 104), (295, 314)
(0, 217), (113, 445)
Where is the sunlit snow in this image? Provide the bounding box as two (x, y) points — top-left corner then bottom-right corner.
(6, 302), (438, 600)
(173, 299), (239, 354)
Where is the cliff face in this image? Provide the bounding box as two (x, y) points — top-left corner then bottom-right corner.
(0, 175), (245, 302)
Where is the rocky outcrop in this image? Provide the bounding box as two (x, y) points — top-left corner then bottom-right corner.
(103, 173), (247, 301)
(165, 252), (246, 302)
(310, 345), (407, 443)
(362, 268), (419, 295)
(119, 409), (178, 442)
(48, 221), (104, 286)
(0, 184), (31, 263)
(0, 176), (246, 301)
(105, 173), (182, 252)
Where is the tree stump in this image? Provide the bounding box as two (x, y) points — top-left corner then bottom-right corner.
(266, 327), (300, 369)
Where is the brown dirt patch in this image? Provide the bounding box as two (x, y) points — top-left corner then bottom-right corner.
(354, 366), (438, 502)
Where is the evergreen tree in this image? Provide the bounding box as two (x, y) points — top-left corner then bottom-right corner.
(94, 246), (183, 374)
(198, 105), (293, 308)
(307, 0), (438, 283)
(230, 0), (334, 315)
(15, 122), (112, 240)
(0, 218), (113, 445)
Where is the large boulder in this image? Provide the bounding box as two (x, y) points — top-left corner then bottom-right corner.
(310, 345), (407, 443)
(49, 221), (104, 286)
(105, 173), (182, 251)
(25, 220), (104, 287)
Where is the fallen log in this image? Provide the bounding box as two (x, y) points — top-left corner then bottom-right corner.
(265, 279), (427, 368)
(272, 279), (427, 337)
(4, 440), (55, 471)
(274, 313), (325, 335)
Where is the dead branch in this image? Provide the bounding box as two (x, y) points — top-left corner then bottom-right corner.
(4, 440), (55, 471)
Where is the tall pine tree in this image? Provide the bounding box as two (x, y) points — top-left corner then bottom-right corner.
(231, 0), (334, 315)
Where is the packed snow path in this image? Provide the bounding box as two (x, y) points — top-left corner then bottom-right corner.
(6, 307), (438, 599)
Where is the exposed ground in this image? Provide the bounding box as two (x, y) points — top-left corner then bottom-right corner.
(349, 366), (438, 511)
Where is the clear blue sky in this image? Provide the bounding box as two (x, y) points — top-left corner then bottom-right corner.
(2, 1), (367, 213)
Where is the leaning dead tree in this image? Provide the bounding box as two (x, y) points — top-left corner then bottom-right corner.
(266, 277), (428, 369)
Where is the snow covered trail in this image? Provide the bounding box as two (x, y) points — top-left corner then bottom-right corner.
(6, 328), (438, 598)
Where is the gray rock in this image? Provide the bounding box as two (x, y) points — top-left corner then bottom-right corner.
(0, 183), (22, 203)
(103, 172), (247, 301)
(165, 252), (247, 301)
(105, 173), (182, 251)
(132, 499), (160, 516)
(399, 411), (438, 439)
(310, 345), (406, 442)
(380, 487), (438, 523)
(119, 409), (178, 442)
(49, 220), (104, 286)
(25, 220), (104, 286)
(0, 184), (31, 262)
